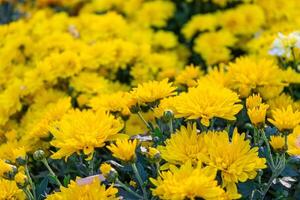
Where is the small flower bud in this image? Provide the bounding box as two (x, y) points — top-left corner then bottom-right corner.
(15, 172), (28, 188)
(162, 110), (174, 122)
(33, 150), (46, 161)
(100, 163), (118, 182)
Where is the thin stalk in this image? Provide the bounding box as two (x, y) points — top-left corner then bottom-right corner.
(88, 153), (95, 176)
(23, 187), (35, 200)
(25, 163), (36, 200)
(42, 159), (62, 187)
(137, 112), (151, 130)
(260, 130), (275, 170)
(116, 179), (143, 199)
(169, 119), (173, 134)
(132, 163), (148, 200)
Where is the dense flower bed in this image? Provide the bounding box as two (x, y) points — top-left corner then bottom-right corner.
(1, 0), (300, 199)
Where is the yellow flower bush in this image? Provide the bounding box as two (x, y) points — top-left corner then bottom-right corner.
(1, 0), (300, 199)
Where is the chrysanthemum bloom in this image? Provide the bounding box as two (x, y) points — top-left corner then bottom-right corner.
(0, 178), (25, 199)
(270, 136), (285, 151)
(131, 79), (177, 105)
(200, 129), (266, 193)
(89, 92), (133, 117)
(150, 161), (227, 200)
(227, 57), (285, 98)
(175, 65), (203, 87)
(158, 124), (205, 165)
(268, 105), (300, 131)
(287, 126), (300, 156)
(246, 94), (269, 126)
(107, 139), (138, 162)
(46, 178), (119, 200)
(174, 84), (242, 126)
(50, 109), (123, 160)
(246, 94), (263, 109)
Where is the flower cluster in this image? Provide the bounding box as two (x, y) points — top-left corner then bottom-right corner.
(1, 0), (300, 199)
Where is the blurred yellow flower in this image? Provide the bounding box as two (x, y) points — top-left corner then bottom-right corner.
(107, 139), (138, 162)
(268, 105), (300, 131)
(175, 64), (203, 87)
(227, 57), (285, 98)
(0, 178), (25, 200)
(287, 126), (300, 156)
(131, 79), (176, 105)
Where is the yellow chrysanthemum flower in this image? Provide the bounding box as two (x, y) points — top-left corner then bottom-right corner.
(246, 94), (263, 109)
(50, 109), (123, 160)
(89, 91), (133, 117)
(175, 64), (203, 87)
(201, 129), (266, 192)
(150, 161), (226, 200)
(270, 136), (285, 151)
(267, 93), (299, 111)
(107, 139), (138, 162)
(227, 57), (285, 98)
(194, 30), (236, 65)
(246, 94), (269, 126)
(0, 178), (25, 200)
(158, 124), (205, 165)
(131, 79), (177, 105)
(268, 105), (300, 131)
(287, 126), (300, 156)
(46, 178), (119, 200)
(174, 84), (242, 126)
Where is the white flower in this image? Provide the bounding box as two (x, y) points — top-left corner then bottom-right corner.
(269, 31), (300, 58)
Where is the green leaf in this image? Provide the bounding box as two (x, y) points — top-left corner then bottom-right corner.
(36, 177), (49, 200)
(63, 175), (71, 187)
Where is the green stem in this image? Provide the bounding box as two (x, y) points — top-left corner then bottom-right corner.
(23, 187), (35, 200)
(42, 159), (62, 187)
(132, 163), (148, 200)
(116, 179), (143, 199)
(261, 153), (286, 199)
(169, 119), (173, 134)
(88, 153), (95, 176)
(137, 112), (151, 130)
(260, 130), (275, 170)
(25, 163), (36, 200)
(155, 162), (160, 177)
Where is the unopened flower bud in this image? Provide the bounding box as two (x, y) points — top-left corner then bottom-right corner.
(100, 163), (118, 182)
(15, 172), (28, 188)
(162, 110), (174, 122)
(33, 150), (45, 161)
